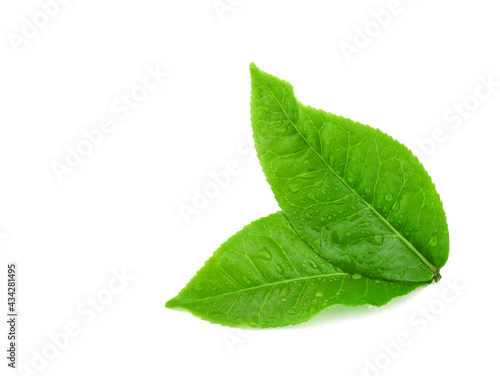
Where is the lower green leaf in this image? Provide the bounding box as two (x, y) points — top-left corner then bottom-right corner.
(166, 212), (426, 328)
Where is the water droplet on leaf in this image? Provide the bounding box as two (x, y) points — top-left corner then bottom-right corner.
(428, 234), (439, 247)
(256, 248), (272, 260)
(308, 258), (318, 269)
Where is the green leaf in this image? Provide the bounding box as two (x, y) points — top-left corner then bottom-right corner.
(166, 64), (449, 328)
(249, 63), (448, 283)
(166, 213), (426, 328)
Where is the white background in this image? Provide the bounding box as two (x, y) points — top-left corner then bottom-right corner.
(1, 1), (499, 375)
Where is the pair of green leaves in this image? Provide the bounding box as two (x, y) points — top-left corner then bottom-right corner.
(166, 64), (449, 328)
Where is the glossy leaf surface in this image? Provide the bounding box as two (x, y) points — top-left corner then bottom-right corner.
(249, 63), (448, 283)
(166, 213), (425, 327)
(165, 64), (449, 328)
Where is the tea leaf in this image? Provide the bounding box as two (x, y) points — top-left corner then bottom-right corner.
(249, 63), (448, 283)
(165, 64), (449, 328)
(166, 213), (425, 327)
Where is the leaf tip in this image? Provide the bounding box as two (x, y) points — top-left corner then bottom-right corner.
(249, 62), (263, 84)
(165, 297), (180, 309)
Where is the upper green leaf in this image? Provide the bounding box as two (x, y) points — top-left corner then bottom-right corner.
(249, 63), (449, 283)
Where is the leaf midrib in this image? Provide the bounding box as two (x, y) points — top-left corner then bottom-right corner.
(254, 68), (439, 280)
(167, 272), (349, 306)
